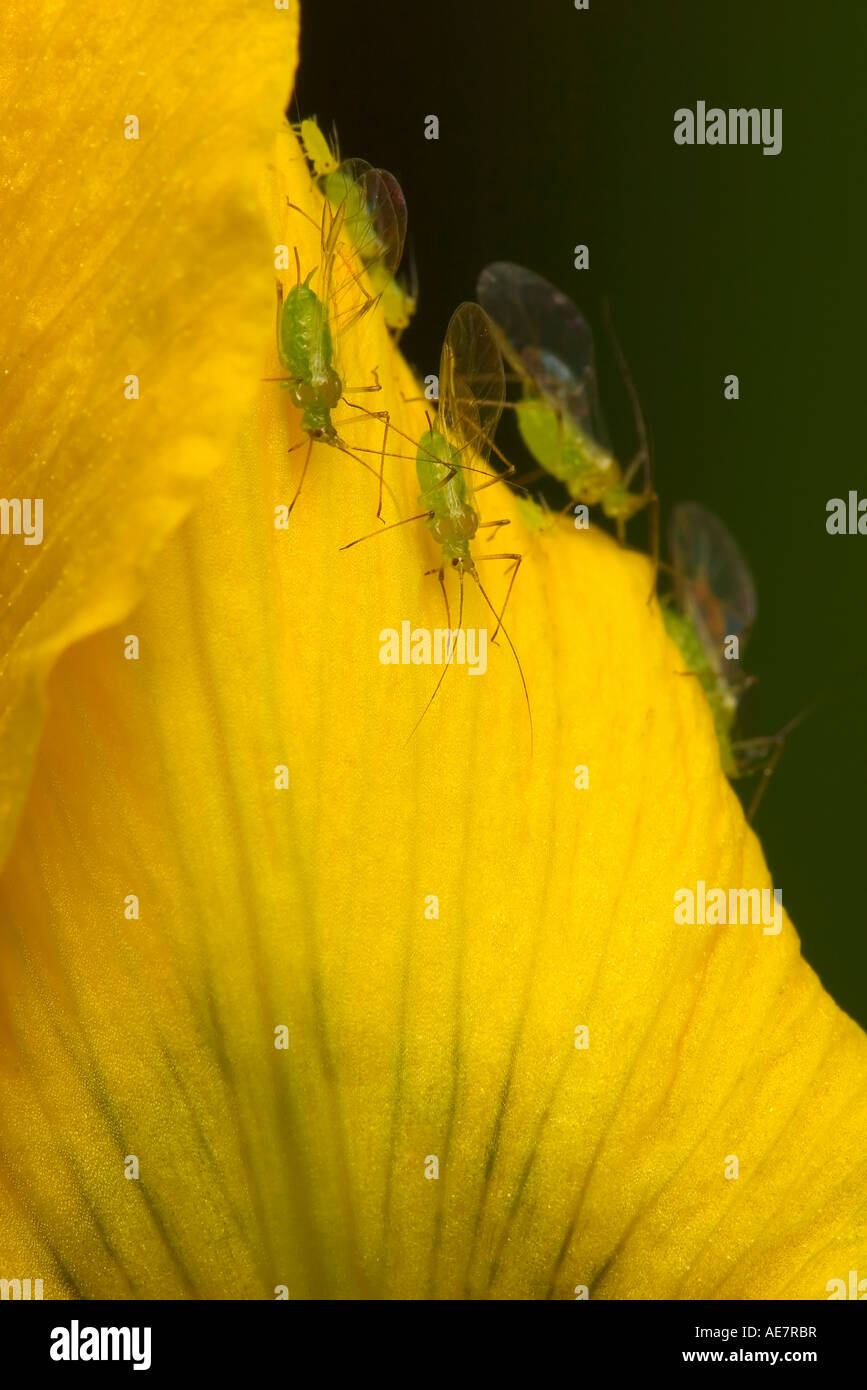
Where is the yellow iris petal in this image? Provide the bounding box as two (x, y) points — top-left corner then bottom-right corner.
(1, 18), (866, 1301)
(0, 0), (297, 865)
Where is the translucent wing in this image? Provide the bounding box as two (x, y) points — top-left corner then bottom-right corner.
(367, 169), (408, 279)
(477, 261), (610, 449)
(325, 159), (406, 276)
(322, 161), (407, 334)
(668, 502), (757, 672)
(437, 302), (504, 464)
(318, 159), (405, 339)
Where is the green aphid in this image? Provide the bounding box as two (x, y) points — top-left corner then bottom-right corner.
(662, 604), (739, 776)
(296, 116), (417, 336)
(341, 302), (531, 743)
(415, 303), (513, 580)
(513, 492), (553, 535)
(277, 273), (341, 442)
(664, 501), (797, 816)
(410, 302), (530, 736)
(274, 163), (406, 515)
(476, 261), (655, 543)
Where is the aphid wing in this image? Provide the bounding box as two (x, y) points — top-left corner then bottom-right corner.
(368, 169), (407, 278)
(669, 503), (757, 670)
(438, 302), (505, 465)
(477, 260), (611, 449)
(326, 164), (408, 335)
(334, 160), (406, 278)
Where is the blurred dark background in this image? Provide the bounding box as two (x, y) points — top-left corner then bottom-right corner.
(296, 0), (867, 1024)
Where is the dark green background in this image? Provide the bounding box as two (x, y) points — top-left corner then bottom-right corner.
(297, 0), (867, 1024)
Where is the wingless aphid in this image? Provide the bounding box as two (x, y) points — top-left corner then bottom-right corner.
(273, 157), (408, 516)
(476, 262), (657, 554)
(295, 116), (418, 337)
(342, 302), (531, 744)
(664, 501), (801, 819)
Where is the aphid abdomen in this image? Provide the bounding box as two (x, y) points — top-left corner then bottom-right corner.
(663, 607), (738, 776)
(298, 117), (338, 178)
(417, 428), (479, 563)
(278, 284), (332, 380)
(516, 398), (613, 505)
(278, 283), (341, 435)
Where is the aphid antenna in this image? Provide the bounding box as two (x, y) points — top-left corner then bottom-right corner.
(287, 91), (305, 134)
(338, 426), (522, 552)
(601, 297), (650, 480)
(398, 391), (523, 492)
(406, 236), (420, 304)
(472, 568), (533, 753)
(281, 429), (401, 519)
(337, 435), (490, 550)
(332, 434), (402, 511)
(402, 387), (528, 415)
(403, 554), (529, 751)
(600, 297), (659, 593)
(341, 400), (510, 484)
(644, 485), (661, 601)
(404, 568), (466, 746)
(738, 702), (816, 823)
(284, 198), (366, 307)
(328, 117), (341, 163)
(338, 507), (434, 553)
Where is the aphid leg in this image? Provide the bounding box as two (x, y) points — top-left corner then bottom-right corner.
(432, 565), (452, 633)
(341, 406), (507, 486)
(727, 670), (759, 699)
(331, 435), (402, 512)
(331, 395), (392, 518)
(735, 733), (788, 824)
(272, 280), (288, 376)
(287, 435), (314, 517)
(341, 366), (382, 393)
(511, 466), (548, 488)
(371, 410), (390, 520)
(340, 404), (485, 512)
(472, 572), (533, 752)
(472, 549), (522, 643)
(480, 519), (511, 544)
(735, 706), (813, 822)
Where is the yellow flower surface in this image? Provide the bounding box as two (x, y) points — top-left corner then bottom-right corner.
(0, 0), (297, 864)
(1, 1), (866, 1301)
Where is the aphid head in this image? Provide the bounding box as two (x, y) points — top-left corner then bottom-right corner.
(450, 553), (476, 578)
(304, 413), (338, 443)
(600, 483), (644, 523)
(441, 535), (475, 570)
